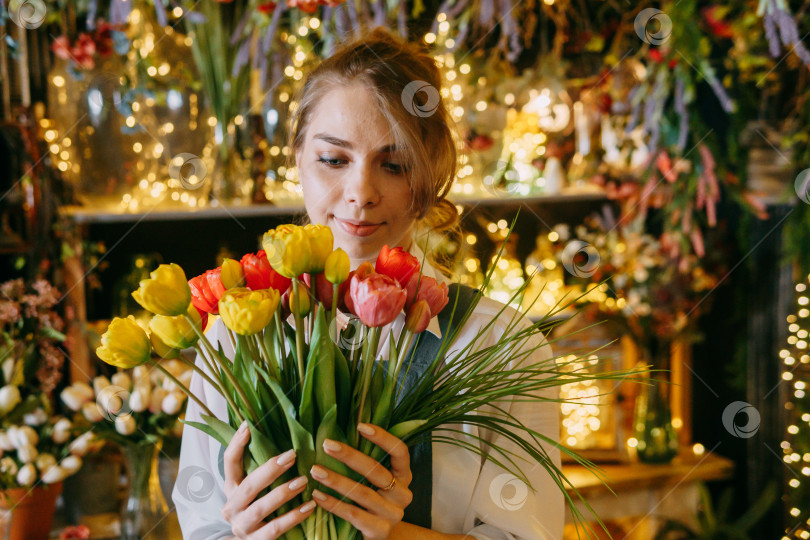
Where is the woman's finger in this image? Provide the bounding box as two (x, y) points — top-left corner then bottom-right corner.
(222, 421), (251, 497)
(228, 475), (308, 536)
(310, 465), (404, 522)
(321, 438), (399, 489)
(311, 489), (392, 540)
(253, 501), (317, 539)
(225, 449), (297, 516)
(356, 423), (412, 484)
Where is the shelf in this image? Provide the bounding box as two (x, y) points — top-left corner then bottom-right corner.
(61, 188), (608, 225)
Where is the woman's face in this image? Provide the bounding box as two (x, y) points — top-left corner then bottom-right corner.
(296, 82), (417, 264)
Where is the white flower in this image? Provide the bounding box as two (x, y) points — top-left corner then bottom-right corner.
(115, 414), (136, 436)
(60, 455), (82, 476)
(92, 375), (111, 396)
(35, 453), (57, 472)
(69, 432), (96, 457)
(60, 386), (90, 411)
(8, 426), (38, 448)
(23, 408), (48, 426)
(132, 366), (150, 387)
(129, 386), (149, 413)
(52, 418), (72, 444)
(161, 392), (185, 415)
(0, 431), (14, 451)
(81, 402), (104, 423)
(149, 387), (168, 414)
(17, 444), (38, 463)
(16, 463), (36, 486)
(72, 381), (95, 402)
(111, 372), (131, 391)
(0, 456), (17, 476)
(0, 385), (21, 415)
(41, 465), (65, 484)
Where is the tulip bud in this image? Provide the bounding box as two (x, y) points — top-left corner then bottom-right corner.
(129, 385), (149, 413)
(81, 402), (104, 423)
(220, 258), (245, 289)
(115, 414), (136, 436)
(52, 418), (72, 444)
(219, 287), (280, 335)
(92, 376), (111, 396)
(405, 300), (431, 334)
(17, 426), (38, 448)
(131, 263), (192, 316)
(0, 431), (13, 451)
(69, 432), (96, 457)
(288, 284), (311, 318)
(97, 386), (126, 416)
(36, 453), (57, 472)
(17, 463), (36, 486)
(132, 366), (150, 386)
(149, 387), (168, 414)
(262, 224), (311, 278)
(0, 456), (17, 476)
(349, 273), (407, 327)
(111, 372), (131, 391)
(17, 444), (38, 463)
(149, 303), (202, 350)
(324, 248), (351, 285)
(161, 392), (185, 415)
(1, 359), (14, 385)
(0, 385), (21, 415)
(41, 465), (65, 484)
(60, 387), (88, 412)
(60, 455), (82, 476)
(72, 382), (95, 402)
(23, 408), (47, 426)
(375, 245), (420, 289)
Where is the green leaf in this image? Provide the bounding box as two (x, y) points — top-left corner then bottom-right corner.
(312, 309), (337, 421)
(333, 347), (351, 431)
(314, 405), (358, 491)
(266, 378), (316, 479)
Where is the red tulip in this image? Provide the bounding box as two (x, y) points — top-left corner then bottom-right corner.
(409, 276), (449, 317)
(258, 1), (277, 13)
(405, 300), (431, 333)
(188, 268), (226, 314)
(303, 272), (335, 309)
(349, 273), (406, 328)
(375, 245), (420, 289)
(240, 250), (292, 292)
(343, 262), (375, 314)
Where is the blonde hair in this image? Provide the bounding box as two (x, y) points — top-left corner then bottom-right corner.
(287, 27), (461, 249)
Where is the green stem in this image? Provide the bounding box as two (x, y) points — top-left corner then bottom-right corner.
(330, 284), (338, 343)
(185, 315), (256, 422)
(174, 349), (227, 401)
(147, 358), (215, 418)
(193, 345), (243, 424)
(355, 326), (381, 436)
(291, 278), (306, 389)
(274, 311), (288, 375)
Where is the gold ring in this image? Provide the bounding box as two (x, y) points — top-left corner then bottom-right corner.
(381, 476), (397, 492)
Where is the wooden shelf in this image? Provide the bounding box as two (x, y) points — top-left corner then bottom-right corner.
(61, 188), (608, 225)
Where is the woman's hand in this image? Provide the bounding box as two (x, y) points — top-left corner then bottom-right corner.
(310, 422), (413, 540)
(221, 421), (316, 539)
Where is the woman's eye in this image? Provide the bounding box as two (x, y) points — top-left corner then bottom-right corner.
(383, 162), (406, 175)
(317, 156), (346, 167)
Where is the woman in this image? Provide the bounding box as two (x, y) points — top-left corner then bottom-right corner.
(173, 28), (563, 540)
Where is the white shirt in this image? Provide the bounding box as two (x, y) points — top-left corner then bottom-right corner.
(172, 248), (563, 539)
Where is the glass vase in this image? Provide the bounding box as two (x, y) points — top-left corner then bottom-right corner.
(209, 124), (254, 206)
(633, 340), (679, 464)
(120, 440), (171, 540)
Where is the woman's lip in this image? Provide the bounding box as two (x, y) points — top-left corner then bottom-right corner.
(335, 217), (383, 237)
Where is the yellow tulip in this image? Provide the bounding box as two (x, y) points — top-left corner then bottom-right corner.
(218, 287), (280, 335)
(288, 284), (311, 318)
(150, 333), (179, 359)
(97, 316), (151, 369)
(131, 263), (191, 316)
(262, 224), (310, 278)
(324, 248), (350, 285)
(220, 258), (245, 289)
(148, 304), (202, 350)
(304, 224), (334, 273)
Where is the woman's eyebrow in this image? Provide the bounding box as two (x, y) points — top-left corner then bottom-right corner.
(312, 133), (398, 153)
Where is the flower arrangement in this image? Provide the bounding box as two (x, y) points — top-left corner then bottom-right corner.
(59, 361), (191, 447)
(94, 221), (642, 538)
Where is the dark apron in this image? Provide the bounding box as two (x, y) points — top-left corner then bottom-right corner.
(216, 284), (479, 531)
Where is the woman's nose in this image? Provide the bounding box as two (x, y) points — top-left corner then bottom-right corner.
(343, 162), (380, 208)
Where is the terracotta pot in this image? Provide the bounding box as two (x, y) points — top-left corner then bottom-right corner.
(0, 481), (63, 540)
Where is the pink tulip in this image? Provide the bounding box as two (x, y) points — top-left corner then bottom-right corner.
(349, 273), (406, 328)
(343, 262), (375, 315)
(409, 276), (449, 316)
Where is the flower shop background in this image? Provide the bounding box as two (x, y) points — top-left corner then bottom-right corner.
(0, 0), (809, 538)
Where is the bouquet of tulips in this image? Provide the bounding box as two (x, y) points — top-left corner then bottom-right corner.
(96, 222), (637, 539)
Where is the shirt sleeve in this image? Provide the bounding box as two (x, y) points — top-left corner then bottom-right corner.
(172, 320), (234, 540)
(460, 313), (564, 540)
